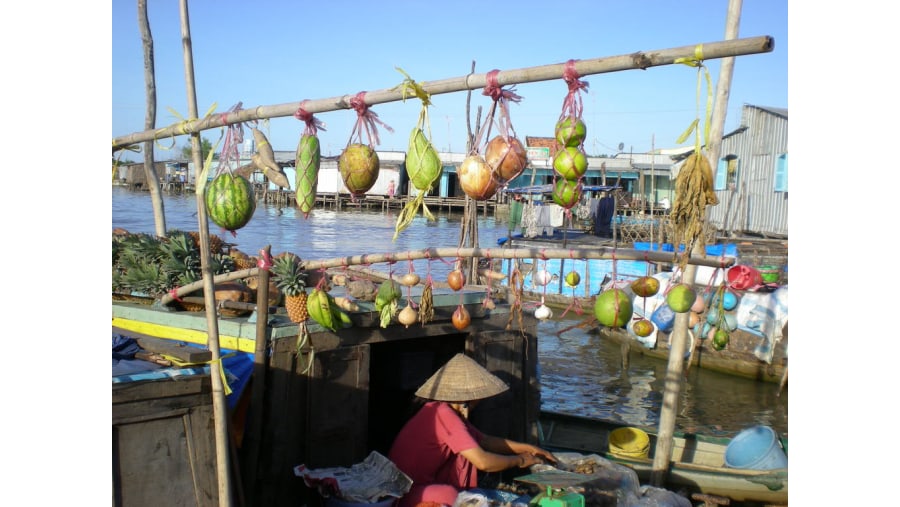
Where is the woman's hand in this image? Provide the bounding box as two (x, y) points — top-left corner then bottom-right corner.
(524, 445), (558, 465)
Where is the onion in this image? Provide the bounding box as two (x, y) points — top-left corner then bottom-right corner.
(400, 273), (420, 287)
(447, 269), (465, 291)
(398, 304), (418, 328)
(452, 304), (471, 330)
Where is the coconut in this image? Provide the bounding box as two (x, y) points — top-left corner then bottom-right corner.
(484, 135), (528, 182)
(551, 178), (582, 209)
(555, 116), (587, 147)
(552, 146), (588, 180)
(458, 155), (500, 200)
(632, 318), (654, 337)
(594, 288), (633, 328)
(666, 284), (696, 313)
(339, 143), (380, 196)
(631, 276), (660, 298)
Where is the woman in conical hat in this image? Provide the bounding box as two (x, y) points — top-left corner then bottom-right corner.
(388, 353), (557, 507)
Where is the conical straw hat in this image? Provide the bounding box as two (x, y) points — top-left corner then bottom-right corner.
(415, 353), (509, 402)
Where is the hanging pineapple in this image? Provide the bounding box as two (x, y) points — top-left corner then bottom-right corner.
(271, 253), (308, 323)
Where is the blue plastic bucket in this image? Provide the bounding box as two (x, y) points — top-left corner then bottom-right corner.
(724, 425), (787, 470)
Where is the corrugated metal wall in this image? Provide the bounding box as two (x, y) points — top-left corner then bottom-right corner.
(708, 105), (788, 237)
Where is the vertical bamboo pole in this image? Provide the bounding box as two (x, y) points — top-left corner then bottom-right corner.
(178, 0), (233, 503)
(137, 0), (166, 237)
(650, 0), (742, 487)
(242, 245), (272, 502)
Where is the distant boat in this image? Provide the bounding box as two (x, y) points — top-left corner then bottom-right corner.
(537, 410), (788, 505)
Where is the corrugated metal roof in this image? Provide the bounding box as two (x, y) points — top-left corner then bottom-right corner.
(748, 104), (787, 119)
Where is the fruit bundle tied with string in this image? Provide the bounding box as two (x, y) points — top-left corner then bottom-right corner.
(551, 60), (589, 210)
(293, 103), (326, 218)
(202, 104), (256, 234)
(460, 69), (528, 201)
(670, 51), (719, 269)
(234, 126), (290, 189)
(339, 92), (393, 198)
(392, 68), (444, 241)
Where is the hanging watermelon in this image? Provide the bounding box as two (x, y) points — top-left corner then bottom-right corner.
(205, 172), (256, 232)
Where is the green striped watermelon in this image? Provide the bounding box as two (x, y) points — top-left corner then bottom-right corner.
(205, 172), (256, 232)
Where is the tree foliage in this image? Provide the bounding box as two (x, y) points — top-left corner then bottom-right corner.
(180, 137), (215, 161)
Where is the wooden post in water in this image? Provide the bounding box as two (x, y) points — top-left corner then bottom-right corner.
(178, 1), (233, 503)
(650, 0), (743, 488)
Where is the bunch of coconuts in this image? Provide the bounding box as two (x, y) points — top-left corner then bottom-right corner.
(551, 116), (588, 209)
(458, 134), (528, 201)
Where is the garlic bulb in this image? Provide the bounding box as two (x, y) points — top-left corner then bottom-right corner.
(533, 270), (554, 287)
(534, 304), (553, 320)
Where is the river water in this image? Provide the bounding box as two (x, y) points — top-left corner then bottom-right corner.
(111, 186), (787, 439)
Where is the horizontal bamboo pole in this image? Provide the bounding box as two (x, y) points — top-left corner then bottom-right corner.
(113, 35), (773, 151)
(158, 246), (734, 306)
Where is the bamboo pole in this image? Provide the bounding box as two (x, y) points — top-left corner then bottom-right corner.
(112, 36), (773, 151)
(177, 0), (233, 504)
(650, 0), (743, 488)
(159, 245), (734, 306)
(243, 246), (271, 504)
(137, 0), (166, 237)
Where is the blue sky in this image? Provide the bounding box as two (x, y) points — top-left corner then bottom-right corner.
(112, 0), (787, 159)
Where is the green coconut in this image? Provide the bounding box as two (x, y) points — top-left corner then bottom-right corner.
(666, 283), (697, 313)
(339, 143), (380, 196)
(552, 146), (588, 180)
(551, 178), (582, 209)
(555, 116), (587, 147)
(594, 288), (633, 328)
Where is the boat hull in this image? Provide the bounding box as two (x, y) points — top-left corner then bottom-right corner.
(538, 410), (788, 505)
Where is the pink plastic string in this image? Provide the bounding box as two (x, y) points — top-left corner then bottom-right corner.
(559, 60), (589, 122)
(348, 91), (394, 147)
(257, 249), (274, 270)
(294, 100), (326, 136)
(168, 288), (183, 302)
(216, 102), (245, 176)
(475, 69), (523, 147)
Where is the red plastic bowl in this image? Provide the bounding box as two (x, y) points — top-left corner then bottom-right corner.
(726, 265), (762, 290)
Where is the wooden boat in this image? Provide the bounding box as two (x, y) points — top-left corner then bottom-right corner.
(494, 227), (789, 384)
(599, 323), (788, 384)
(537, 410), (788, 505)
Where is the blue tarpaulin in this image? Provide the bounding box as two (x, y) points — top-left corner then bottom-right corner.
(112, 334), (254, 410)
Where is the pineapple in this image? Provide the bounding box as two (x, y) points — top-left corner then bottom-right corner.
(271, 253), (309, 323)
